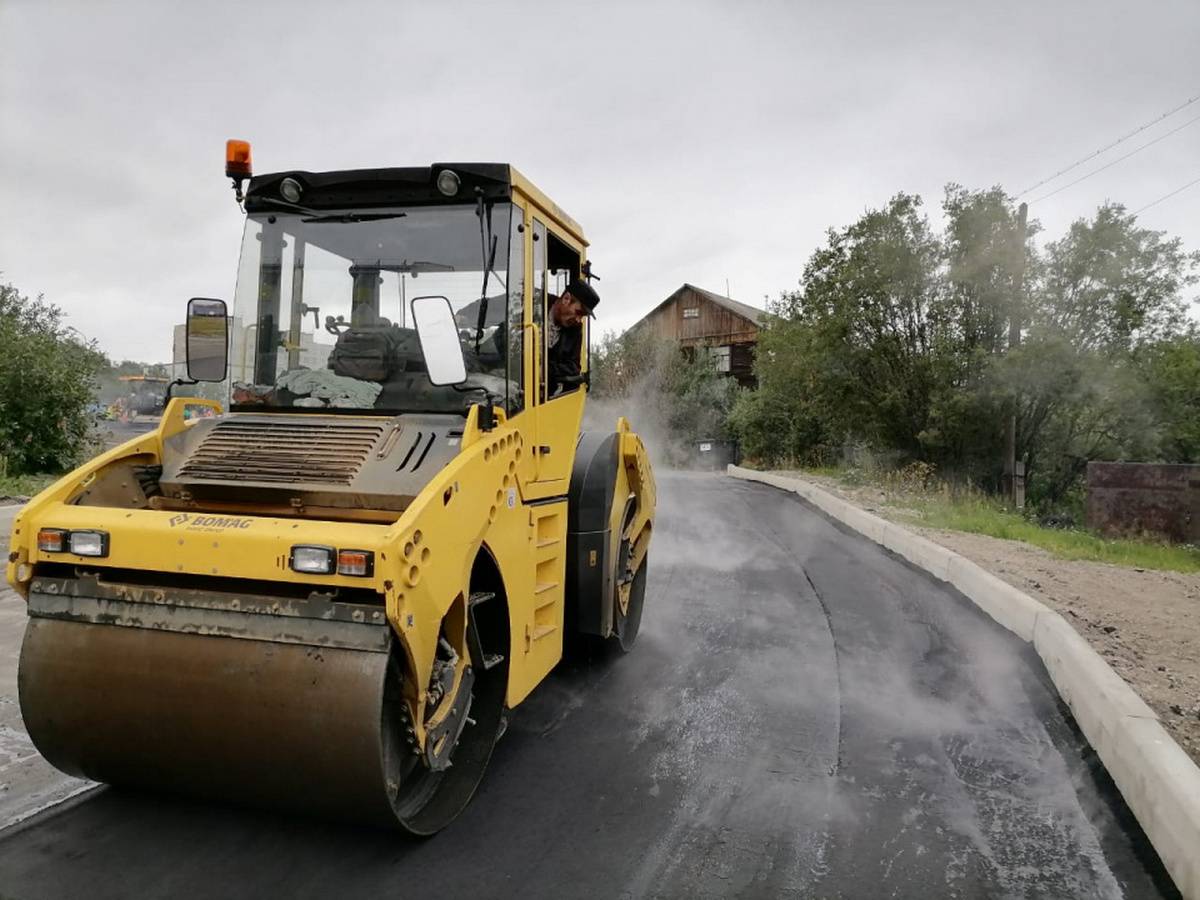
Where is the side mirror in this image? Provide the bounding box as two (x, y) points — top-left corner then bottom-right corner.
(411, 295), (467, 386)
(186, 298), (229, 382)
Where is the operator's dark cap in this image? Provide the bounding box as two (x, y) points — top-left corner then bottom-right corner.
(565, 278), (600, 317)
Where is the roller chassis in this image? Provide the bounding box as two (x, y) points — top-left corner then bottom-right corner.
(7, 397), (655, 832)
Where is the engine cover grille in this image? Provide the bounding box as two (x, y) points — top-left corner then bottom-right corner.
(178, 419), (386, 486)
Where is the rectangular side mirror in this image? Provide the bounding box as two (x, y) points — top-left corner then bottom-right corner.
(186, 298), (229, 382)
(411, 295), (467, 386)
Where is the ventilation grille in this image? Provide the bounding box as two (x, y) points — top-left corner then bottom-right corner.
(179, 420), (386, 486)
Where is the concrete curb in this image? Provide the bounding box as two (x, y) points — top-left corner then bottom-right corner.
(729, 465), (1200, 899)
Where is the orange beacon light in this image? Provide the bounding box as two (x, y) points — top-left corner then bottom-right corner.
(225, 139), (252, 179)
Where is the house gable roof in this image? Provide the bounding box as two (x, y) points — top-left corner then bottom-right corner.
(634, 283), (765, 330)
(681, 284), (766, 326)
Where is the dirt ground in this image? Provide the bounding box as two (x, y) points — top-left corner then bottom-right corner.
(793, 474), (1200, 767)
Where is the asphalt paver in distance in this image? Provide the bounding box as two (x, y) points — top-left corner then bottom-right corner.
(0, 474), (1178, 899)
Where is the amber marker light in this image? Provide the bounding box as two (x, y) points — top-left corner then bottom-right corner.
(225, 139), (252, 179)
(337, 550), (374, 578)
(37, 528), (68, 553)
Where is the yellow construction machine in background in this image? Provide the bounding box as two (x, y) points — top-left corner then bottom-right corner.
(6, 145), (655, 834)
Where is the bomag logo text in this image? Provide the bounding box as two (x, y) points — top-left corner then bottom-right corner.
(169, 514), (252, 530)
(191, 516), (252, 529)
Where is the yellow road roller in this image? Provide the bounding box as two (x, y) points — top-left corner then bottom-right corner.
(6, 144), (655, 834)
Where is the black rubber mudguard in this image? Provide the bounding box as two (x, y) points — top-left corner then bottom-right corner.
(565, 431), (620, 637)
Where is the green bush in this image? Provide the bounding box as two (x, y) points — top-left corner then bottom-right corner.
(0, 282), (107, 474)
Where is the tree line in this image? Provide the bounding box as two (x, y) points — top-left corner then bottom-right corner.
(0, 281), (106, 475)
(0, 281), (178, 477)
(594, 186), (1200, 513)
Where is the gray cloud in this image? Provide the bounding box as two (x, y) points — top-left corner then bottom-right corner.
(3, 0), (1197, 360)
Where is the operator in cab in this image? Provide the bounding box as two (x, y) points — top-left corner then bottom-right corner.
(547, 278), (599, 395)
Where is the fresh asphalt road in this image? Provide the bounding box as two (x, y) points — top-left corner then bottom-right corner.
(0, 474), (1177, 899)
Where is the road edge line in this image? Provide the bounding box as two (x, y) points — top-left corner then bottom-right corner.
(0, 782), (103, 838)
(728, 465), (1200, 899)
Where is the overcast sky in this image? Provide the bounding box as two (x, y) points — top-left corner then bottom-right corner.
(2, 0), (1198, 362)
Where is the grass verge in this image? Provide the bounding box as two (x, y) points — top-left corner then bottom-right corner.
(797, 468), (1200, 574)
(0, 472), (58, 501)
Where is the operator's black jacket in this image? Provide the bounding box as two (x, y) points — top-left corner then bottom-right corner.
(548, 324), (582, 395)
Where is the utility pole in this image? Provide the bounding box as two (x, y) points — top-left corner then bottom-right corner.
(1003, 202), (1028, 507)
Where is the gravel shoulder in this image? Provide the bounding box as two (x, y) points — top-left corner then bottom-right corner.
(787, 473), (1200, 767)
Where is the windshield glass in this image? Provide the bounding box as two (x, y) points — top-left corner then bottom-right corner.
(229, 203), (518, 414)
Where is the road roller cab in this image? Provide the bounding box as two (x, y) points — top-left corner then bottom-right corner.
(6, 147), (656, 833)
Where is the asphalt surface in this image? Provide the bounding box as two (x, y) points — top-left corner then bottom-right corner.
(0, 474), (1178, 899)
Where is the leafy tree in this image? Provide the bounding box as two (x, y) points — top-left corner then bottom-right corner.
(1009, 205), (1199, 504)
(925, 185), (1031, 482)
(1035, 203), (1196, 353)
(756, 193), (947, 459)
(729, 187), (1200, 511)
(0, 282), (107, 473)
(1136, 329), (1200, 463)
(727, 314), (831, 465)
(942, 184), (1029, 357)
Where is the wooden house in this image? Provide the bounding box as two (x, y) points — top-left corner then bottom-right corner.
(631, 284), (764, 387)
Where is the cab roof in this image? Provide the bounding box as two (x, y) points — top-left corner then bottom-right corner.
(244, 163), (586, 246)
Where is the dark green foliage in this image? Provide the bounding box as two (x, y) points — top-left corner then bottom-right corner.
(1037, 204), (1193, 353)
(729, 188), (1200, 510)
(727, 314), (831, 466)
(0, 282), (108, 474)
(777, 193), (945, 457)
(1137, 329), (1200, 463)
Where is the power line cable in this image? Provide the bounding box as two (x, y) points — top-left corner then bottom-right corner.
(1027, 111), (1200, 205)
(1016, 91), (1200, 197)
(1133, 175), (1200, 214)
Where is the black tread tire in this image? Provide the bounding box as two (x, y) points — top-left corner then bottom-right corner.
(611, 555), (648, 653)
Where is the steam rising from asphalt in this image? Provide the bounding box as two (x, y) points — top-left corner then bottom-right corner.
(583, 374), (678, 474)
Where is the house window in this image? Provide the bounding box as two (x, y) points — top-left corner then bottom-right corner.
(682, 307), (699, 319)
(713, 345), (731, 373)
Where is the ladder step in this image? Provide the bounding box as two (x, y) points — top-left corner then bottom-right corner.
(534, 581), (558, 595)
(530, 624), (557, 641)
(536, 538), (560, 549)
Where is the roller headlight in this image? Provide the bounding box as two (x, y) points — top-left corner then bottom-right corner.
(68, 530), (109, 558)
(290, 545), (335, 575)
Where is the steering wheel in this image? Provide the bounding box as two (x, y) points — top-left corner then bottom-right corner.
(325, 315), (351, 336)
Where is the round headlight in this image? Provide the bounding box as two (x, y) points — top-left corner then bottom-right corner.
(436, 169), (460, 197)
(279, 177), (303, 203)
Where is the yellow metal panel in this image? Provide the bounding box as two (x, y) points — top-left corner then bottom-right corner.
(509, 167), (587, 248)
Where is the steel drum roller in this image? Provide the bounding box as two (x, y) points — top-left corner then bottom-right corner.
(19, 617), (403, 826)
